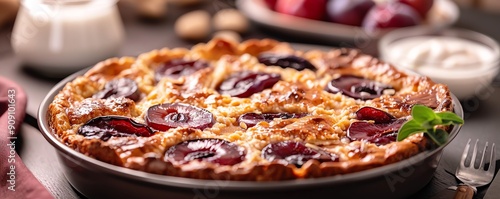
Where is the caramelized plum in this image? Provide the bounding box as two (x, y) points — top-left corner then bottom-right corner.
(356, 107), (395, 123)
(145, 103), (214, 131)
(262, 141), (338, 167)
(238, 112), (307, 127)
(275, 0), (327, 20)
(325, 75), (394, 100)
(258, 53), (316, 71)
(217, 71), (281, 98)
(165, 138), (246, 165)
(78, 116), (154, 141)
(155, 59), (209, 81)
(347, 120), (405, 145)
(362, 2), (421, 32)
(93, 78), (140, 101)
(326, 0), (375, 26)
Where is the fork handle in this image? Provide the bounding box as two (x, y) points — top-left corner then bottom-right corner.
(453, 185), (475, 199)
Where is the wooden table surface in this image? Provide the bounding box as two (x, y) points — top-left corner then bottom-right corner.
(2, 2), (500, 199)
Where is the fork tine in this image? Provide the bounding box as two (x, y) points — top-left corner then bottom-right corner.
(479, 142), (488, 168)
(470, 139), (479, 168)
(488, 143), (496, 173)
(460, 139), (471, 167)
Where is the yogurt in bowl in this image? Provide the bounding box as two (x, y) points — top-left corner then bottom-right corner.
(379, 28), (500, 100)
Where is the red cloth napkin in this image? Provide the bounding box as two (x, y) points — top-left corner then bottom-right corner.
(0, 76), (54, 199)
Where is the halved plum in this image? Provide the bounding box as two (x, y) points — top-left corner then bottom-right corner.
(326, 75), (394, 100)
(145, 103), (215, 131)
(356, 106), (395, 124)
(347, 119), (405, 145)
(262, 141), (338, 167)
(154, 59), (209, 81)
(165, 138), (246, 165)
(217, 71), (281, 98)
(257, 53), (316, 71)
(78, 116), (154, 141)
(93, 78), (141, 101)
(238, 112), (308, 127)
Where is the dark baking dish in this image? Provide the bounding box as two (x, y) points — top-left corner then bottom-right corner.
(37, 68), (463, 199)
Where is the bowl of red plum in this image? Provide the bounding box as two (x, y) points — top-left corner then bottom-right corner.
(236, 0), (459, 43)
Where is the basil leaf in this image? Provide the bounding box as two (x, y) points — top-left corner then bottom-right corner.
(411, 105), (436, 124)
(397, 120), (426, 141)
(424, 128), (449, 146)
(397, 105), (463, 146)
(436, 112), (464, 125)
(428, 117), (443, 127)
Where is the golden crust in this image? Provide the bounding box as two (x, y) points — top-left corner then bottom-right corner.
(48, 38), (453, 181)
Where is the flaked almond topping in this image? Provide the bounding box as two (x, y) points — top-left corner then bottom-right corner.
(383, 89), (396, 96)
(305, 143), (321, 150)
(360, 91), (371, 98)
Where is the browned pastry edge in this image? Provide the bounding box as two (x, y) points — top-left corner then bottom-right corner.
(48, 38), (453, 181)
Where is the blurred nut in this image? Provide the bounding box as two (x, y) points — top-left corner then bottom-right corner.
(213, 30), (242, 43)
(213, 9), (249, 33)
(175, 10), (211, 41)
(137, 0), (168, 19)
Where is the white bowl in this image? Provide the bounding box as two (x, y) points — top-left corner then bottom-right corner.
(379, 27), (500, 100)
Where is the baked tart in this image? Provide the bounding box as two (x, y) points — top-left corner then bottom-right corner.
(48, 38), (453, 181)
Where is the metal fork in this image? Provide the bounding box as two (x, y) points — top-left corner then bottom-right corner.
(453, 139), (496, 199)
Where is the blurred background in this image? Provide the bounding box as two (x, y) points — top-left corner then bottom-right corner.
(0, 0), (499, 57)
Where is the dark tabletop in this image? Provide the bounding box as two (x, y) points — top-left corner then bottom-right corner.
(2, 2), (500, 199)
